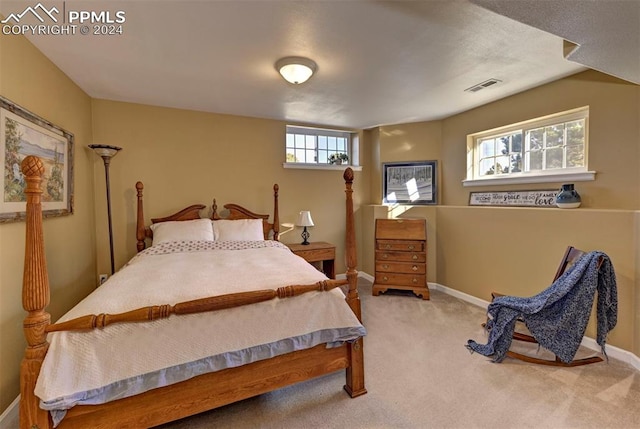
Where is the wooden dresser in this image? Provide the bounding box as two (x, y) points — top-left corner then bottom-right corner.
(373, 218), (429, 300)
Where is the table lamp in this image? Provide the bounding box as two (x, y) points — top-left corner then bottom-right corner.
(296, 211), (314, 245)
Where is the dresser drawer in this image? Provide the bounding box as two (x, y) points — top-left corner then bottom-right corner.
(376, 218), (426, 240)
(376, 250), (426, 263)
(375, 273), (426, 287)
(376, 261), (425, 274)
(377, 240), (424, 252)
(293, 247), (335, 262)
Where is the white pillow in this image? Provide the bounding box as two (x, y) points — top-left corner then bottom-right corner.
(150, 219), (214, 245)
(213, 219), (265, 241)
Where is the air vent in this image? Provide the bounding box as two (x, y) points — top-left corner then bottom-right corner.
(464, 78), (502, 93)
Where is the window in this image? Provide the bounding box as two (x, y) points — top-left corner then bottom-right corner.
(285, 126), (352, 165)
(465, 107), (594, 186)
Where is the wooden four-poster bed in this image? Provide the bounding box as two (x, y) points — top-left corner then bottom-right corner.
(19, 155), (366, 429)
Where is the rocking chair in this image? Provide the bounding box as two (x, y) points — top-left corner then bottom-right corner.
(487, 246), (606, 367)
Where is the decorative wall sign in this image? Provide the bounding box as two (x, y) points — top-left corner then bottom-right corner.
(1, 96), (74, 222)
(469, 189), (557, 207)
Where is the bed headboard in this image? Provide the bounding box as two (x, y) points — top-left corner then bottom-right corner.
(136, 182), (280, 251)
(211, 185), (279, 241)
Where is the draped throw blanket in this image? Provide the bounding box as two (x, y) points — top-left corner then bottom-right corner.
(467, 251), (617, 363)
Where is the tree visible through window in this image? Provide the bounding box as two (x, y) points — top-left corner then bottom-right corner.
(468, 107), (588, 182)
(479, 132), (522, 175)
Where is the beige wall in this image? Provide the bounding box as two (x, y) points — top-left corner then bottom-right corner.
(442, 72), (640, 209)
(368, 70), (640, 356)
(435, 207), (636, 351)
(437, 71), (639, 355)
(90, 100), (370, 277)
(361, 120), (442, 283)
(377, 120), (442, 203)
(0, 33), (96, 412)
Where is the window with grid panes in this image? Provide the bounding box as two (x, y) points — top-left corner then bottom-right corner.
(466, 107), (590, 184)
(285, 126), (351, 165)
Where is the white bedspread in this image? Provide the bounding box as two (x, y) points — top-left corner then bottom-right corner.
(35, 241), (365, 422)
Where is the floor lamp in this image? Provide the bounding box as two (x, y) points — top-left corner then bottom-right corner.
(89, 144), (122, 275)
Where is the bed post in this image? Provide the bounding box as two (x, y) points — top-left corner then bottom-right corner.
(19, 156), (53, 429)
(273, 184), (280, 241)
(136, 182), (146, 252)
(342, 167), (366, 398)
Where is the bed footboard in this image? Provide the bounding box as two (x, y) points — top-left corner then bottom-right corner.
(19, 160), (365, 429)
(19, 157), (53, 429)
(342, 167), (366, 397)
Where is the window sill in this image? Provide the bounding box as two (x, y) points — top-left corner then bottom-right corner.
(462, 171), (596, 187)
(283, 163), (363, 172)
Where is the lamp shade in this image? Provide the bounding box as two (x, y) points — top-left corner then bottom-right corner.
(296, 211), (314, 227)
(88, 144), (122, 158)
(275, 57), (317, 84)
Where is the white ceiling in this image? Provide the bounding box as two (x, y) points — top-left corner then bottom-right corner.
(1, 1), (637, 129)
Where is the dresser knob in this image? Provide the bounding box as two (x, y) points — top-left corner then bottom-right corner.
(408, 245), (415, 250)
(383, 264), (389, 269)
(412, 265), (418, 271)
(382, 254), (388, 259)
(412, 278), (418, 283)
(383, 276), (388, 281)
(412, 255), (418, 260)
(385, 244), (391, 249)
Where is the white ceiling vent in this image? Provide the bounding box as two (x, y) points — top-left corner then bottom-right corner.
(464, 78), (502, 93)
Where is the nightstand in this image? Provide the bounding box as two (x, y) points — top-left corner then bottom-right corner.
(286, 241), (336, 279)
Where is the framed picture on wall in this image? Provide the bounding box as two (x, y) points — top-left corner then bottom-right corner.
(0, 96), (74, 223)
(383, 160), (438, 205)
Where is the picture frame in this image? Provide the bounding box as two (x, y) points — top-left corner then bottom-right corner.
(1, 96), (74, 222)
(383, 160), (437, 205)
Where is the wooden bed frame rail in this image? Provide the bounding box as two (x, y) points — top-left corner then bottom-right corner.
(19, 156), (365, 429)
(45, 279), (348, 333)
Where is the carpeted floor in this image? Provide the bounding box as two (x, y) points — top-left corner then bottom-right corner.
(157, 279), (640, 429)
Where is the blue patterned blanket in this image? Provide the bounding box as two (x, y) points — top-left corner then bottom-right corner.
(467, 251), (617, 363)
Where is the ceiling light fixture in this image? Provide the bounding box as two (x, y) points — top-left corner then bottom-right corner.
(275, 56), (317, 84)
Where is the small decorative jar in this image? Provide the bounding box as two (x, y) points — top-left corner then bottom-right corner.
(556, 184), (581, 209)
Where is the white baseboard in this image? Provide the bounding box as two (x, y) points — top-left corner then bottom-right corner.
(336, 272), (374, 283)
(430, 282), (640, 371)
(429, 282), (491, 309)
(0, 395), (19, 429)
(357, 272), (374, 283)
